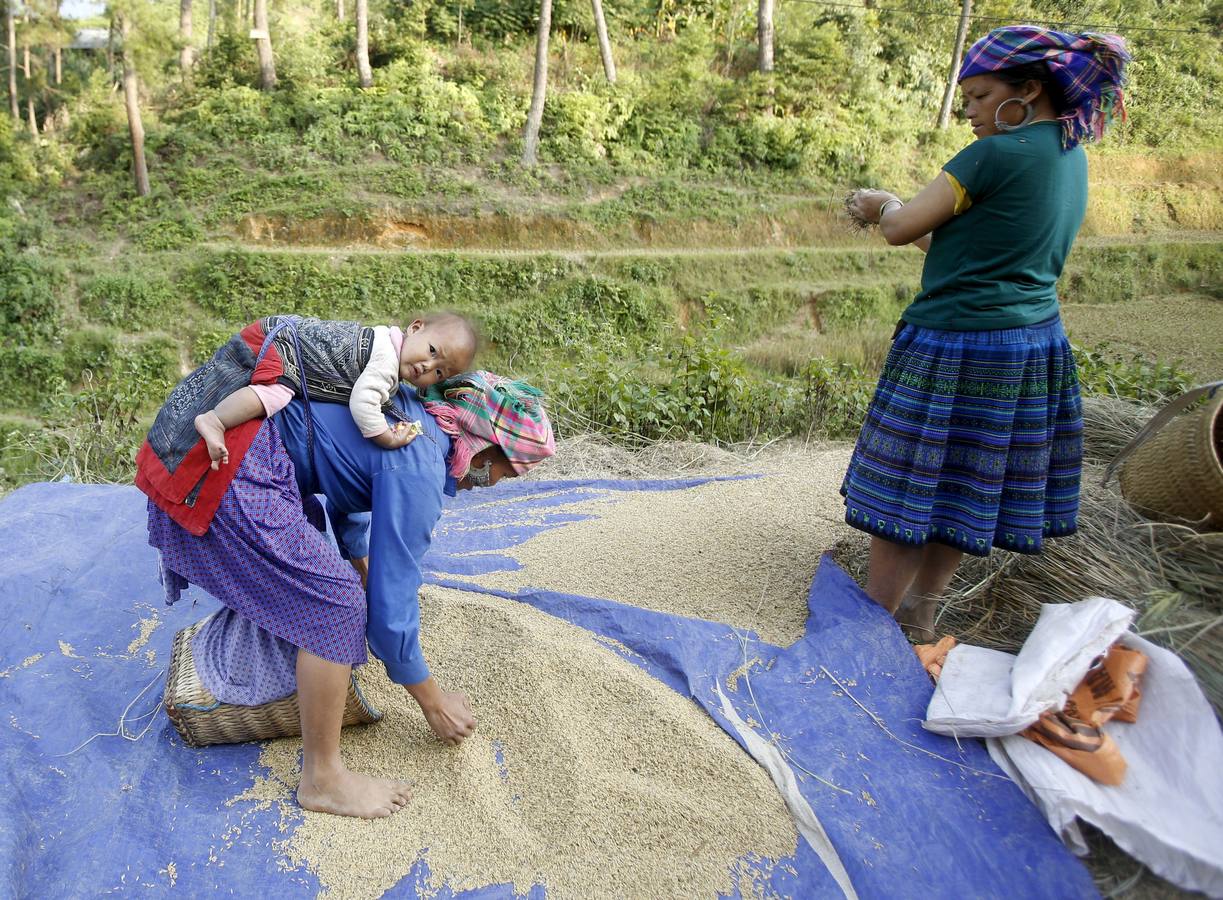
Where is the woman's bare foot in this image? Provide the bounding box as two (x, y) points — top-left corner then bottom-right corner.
(297, 767), (413, 819)
(894, 597), (938, 643)
(194, 411), (230, 470)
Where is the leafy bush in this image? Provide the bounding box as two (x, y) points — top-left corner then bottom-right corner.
(816, 283), (912, 329)
(795, 357), (874, 438)
(0, 124), (38, 198)
(177, 85), (284, 145)
(484, 274), (666, 357)
(0, 346), (66, 411)
(1073, 344), (1194, 405)
(546, 317), (874, 445)
(1060, 242), (1223, 303)
(542, 89), (634, 163)
(0, 245), (62, 345)
(62, 328), (117, 382)
(130, 214), (204, 251)
(81, 272), (180, 329)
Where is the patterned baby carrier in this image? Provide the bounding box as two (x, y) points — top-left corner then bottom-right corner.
(145, 316), (376, 477)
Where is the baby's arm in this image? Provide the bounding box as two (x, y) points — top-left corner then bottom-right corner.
(351, 327), (405, 449)
(195, 386), (271, 470)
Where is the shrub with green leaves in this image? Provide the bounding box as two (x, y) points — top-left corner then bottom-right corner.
(81, 273), (180, 329)
(0, 346), (66, 412)
(0, 244), (62, 345)
(1073, 344), (1194, 406)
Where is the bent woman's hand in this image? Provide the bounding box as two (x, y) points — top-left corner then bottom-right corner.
(422, 691), (476, 746)
(406, 676), (476, 746)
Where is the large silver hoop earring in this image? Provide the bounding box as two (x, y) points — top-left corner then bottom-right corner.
(994, 97), (1035, 132)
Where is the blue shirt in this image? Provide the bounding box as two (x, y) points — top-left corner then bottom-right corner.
(275, 386), (454, 686)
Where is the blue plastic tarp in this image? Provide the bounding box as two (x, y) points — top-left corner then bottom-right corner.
(0, 480), (1098, 898)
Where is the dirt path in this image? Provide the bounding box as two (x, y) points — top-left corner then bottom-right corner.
(189, 230), (1222, 259)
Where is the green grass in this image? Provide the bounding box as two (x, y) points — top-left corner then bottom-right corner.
(1063, 293), (1223, 379)
(0, 235), (1217, 490)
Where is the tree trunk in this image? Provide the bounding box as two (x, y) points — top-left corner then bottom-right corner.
(336, 0), (343, 21)
(521, 0), (551, 166)
(50, 2), (63, 86)
(938, 0), (972, 128)
(355, 0), (371, 87)
(206, 0), (215, 49)
(119, 15), (150, 197)
(757, 0), (774, 73)
(180, 0), (194, 77)
(4, 1), (14, 120)
(21, 21), (33, 136)
(252, 0), (276, 90)
(590, 0), (615, 84)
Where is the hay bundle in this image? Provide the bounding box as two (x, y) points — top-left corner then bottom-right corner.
(832, 395), (1223, 716)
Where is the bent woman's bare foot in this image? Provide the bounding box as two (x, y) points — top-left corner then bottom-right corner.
(297, 768), (413, 819)
(895, 597), (938, 643)
(194, 411), (230, 470)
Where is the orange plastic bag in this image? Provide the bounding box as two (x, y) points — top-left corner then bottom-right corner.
(1020, 644), (1148, 786)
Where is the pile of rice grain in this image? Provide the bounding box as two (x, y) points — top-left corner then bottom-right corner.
(231, 587), (798, 899)
(456, 446), (853, 647)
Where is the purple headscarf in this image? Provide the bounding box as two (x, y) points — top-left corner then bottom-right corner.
(959, 25), (1130, 149)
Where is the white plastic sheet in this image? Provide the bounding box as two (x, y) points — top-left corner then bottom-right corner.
(925, 596), (1134, 737)
(923, 597), (1223, 897)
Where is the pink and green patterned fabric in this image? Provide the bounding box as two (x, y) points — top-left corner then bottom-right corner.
(959, 25), (1130, 149)
(423, 371), (556, 478)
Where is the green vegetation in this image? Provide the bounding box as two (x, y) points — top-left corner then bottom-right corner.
(1, 236), (1214, 488)
(0, 0), (1218, 489)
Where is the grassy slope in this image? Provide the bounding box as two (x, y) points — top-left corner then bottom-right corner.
(2, 144), (1220, 492)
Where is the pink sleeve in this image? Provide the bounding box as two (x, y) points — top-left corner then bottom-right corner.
(249, 383), (295, 417)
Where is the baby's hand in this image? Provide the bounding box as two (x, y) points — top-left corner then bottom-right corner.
(389, 420), (422, 448)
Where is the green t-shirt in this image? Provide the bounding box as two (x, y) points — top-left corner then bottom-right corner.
(903, 121), (1087, 331)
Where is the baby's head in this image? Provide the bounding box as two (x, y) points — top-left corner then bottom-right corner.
(398, 312), (478, 389)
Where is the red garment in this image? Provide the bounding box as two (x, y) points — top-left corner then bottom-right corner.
(135, 320), (287, 536)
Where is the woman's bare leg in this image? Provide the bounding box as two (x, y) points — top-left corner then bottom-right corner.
(863, 536), (924, 614)
(894, 543), (963, 642)
(295, 649), (412, 819)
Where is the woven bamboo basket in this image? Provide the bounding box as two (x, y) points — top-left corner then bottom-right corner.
(1119, 389), (1223, 528)
(164, 615), (382, 748)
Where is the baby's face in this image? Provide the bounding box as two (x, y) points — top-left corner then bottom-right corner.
(398, 320), (475, 388)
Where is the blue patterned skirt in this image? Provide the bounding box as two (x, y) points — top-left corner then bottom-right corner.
(840, 316), (1082, 557)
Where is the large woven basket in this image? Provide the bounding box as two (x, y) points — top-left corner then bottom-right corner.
(1119, 388), (1223, 528)
(164, 615), (382, 748)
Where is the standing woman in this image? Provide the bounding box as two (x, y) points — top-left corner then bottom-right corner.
(843, 27), (1130, 639)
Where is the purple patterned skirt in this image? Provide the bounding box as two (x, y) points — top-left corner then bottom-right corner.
(148, 418), (367, 705)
